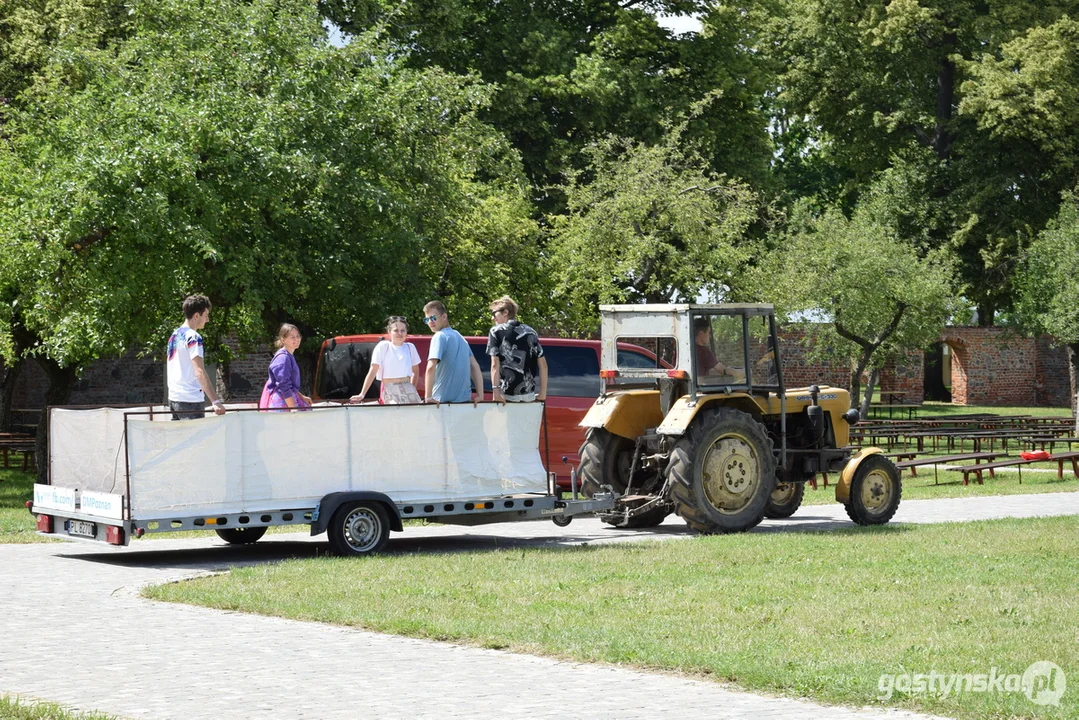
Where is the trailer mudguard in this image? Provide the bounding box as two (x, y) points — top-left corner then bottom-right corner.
(311, 491), (403, 536)
(834, 447), (886, 504)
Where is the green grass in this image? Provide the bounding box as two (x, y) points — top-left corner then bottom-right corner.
(802, 464), (1079, 505)
(888, 401), (1074, 420)
(0, 468), (53, 543)
(0, 696), (119, 720)
(145, 516), (1078, 719)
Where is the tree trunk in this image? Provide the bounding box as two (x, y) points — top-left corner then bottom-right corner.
(933, 32), (956, 160)
(1069, 343), (1079, 433)
(861, 367), (881, 419)
(217, 359), (232, 402)
(0, 357), (23, 432)
(34, 359), (78, 485)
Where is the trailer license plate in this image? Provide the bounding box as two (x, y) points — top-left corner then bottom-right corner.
(68, 519), (96, 537)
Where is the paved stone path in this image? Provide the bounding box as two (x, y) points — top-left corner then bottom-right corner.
(3, 491), (1077, 720)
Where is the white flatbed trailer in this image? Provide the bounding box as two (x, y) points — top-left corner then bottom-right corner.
(29, 402), (613, 555)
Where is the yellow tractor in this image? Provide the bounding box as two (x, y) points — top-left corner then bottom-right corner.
(578, 303), (901, 532)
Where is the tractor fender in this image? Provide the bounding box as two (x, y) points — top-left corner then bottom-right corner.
(656, 395), (766, 436)
(579, 390), (664, 440)
(835, 447), (886, 504)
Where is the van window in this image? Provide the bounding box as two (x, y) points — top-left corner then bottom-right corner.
(545, 346), (600, 398)
(317, 342), (379, 400)
(470, 344), (493, 392)
(618, 349), (660, 369)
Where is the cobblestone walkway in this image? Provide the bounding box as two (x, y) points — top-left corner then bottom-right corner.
(4, 491), (1076, 719)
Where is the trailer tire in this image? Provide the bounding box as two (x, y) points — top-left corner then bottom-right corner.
(669, 407), (775, 534)
(215, 526), (268, 545)
(764, 481), (805, 519)
(578, 428), (670, 528)
(327, 501), (391, 556)
(844, 455), (902, 526)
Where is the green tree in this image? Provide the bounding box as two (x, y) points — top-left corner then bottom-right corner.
(759, 169), (958, 414)
(323, 0), (775, 212)
(546, 132), (761, 333)
(1013, 190), (1079, 414)
(0, 0), (532, 474)
(766, 0), (1079, 324)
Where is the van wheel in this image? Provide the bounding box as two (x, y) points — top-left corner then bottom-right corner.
(215, 527), (268, 545)
(844, 455), (902, 525)
(764, 482), (805, 519)
(669, 407), (776, 534)
(327, 502), (391, 556)
(579, 428), (671, 528)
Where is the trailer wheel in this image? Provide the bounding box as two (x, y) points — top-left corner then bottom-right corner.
(844, 455), (902, 526)
(328, 501), (391, 556)
(669, 407), (776, 534)
(578, 427), (670, 528)
(764, 481), (805, 519)
(551, 514), (573, 527)
(215, 527), (268, 545)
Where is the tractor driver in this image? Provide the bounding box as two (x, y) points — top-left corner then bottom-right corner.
(693, 318), (743, 380)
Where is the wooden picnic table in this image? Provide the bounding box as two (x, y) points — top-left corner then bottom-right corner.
(894, 452), (1007, 484)
(0, 436), (36, 472)
(1020, 437), (1079, 452)
(948, 451), (1079, 486)
(867, 403), (922, 420)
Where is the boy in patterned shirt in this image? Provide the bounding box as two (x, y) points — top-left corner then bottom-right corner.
(486, 295), (547, 403)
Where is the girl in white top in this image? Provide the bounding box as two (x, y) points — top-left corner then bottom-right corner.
(350, 316), (422, 404)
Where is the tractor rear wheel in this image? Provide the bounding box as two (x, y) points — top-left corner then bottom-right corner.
(844, 455), (902, 525)
(764, 481), (805, 519)
(578, 427), (671, 528)
(669, 407), (776, 534)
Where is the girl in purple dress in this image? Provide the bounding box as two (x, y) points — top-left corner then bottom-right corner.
(259, 323), (313, 411)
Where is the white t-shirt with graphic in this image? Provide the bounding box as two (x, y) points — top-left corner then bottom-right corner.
(371, 340), (420, 380)
(167, 325), (206, 403)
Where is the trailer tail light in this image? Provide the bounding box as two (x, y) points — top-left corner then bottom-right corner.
(36, 514), (53, 533)
(105, 526), (124, 545)
(666, 370), (688, 379)
(599, 370), (618, 379)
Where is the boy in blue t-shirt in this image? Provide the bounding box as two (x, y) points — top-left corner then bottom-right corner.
(422, 300), (483, 403)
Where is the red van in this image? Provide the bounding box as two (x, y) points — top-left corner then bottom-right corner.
(313, 334), (662, 487)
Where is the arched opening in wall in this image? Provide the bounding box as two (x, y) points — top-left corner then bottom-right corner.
(923, 342), (952, 402)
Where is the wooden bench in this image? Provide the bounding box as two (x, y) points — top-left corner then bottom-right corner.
(0, 439), (36, 472)
(894, 452), (1005, 483)
(947, 452), (1079, 486)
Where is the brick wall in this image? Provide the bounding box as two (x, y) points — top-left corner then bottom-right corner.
(5, 325), (1073, 411)
(940, 328), (1038, 406)
(775, 328), (852, 390)
(8, 342), (279, 412)
(1035, 336), (1072, 407)
(879, 351), (924, 400)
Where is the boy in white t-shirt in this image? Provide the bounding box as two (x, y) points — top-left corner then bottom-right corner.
(166, 294), (226, 420)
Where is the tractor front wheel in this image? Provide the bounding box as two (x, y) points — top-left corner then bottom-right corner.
(844, 455), (902, 525)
